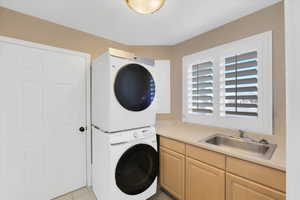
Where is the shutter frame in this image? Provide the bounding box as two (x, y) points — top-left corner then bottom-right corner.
(188, 61), (214, 114)
(222, 51), (259, 117)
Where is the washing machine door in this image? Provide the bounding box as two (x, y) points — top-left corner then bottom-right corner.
(115, 144), (158, 195)
(114, 63), (155, 112)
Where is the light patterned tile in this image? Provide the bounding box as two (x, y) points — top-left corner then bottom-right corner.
(53, 193), (72, 200)
(88, 191), (97, 200)
(55, 186), (173, 200)
(72, 187), (91, 200)
(148, 190), (174, 200)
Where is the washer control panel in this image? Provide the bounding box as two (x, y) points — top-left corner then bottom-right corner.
(133, 128), (154, 138)
(109, 126), (156, 145)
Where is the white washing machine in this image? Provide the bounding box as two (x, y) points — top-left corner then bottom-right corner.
(92, 49), (157, 132)
(92, 126), (158, 200)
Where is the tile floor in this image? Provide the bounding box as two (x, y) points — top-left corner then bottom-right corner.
(54, 187), (174, 200)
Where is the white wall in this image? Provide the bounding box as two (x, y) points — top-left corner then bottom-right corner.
(285, 1), (300, 200)
(155, 60), (171, 114)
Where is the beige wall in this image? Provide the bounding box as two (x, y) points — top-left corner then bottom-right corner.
(0, 7), (173, 119)
(0, 3), (285, 135)
(0, 7), (129, 59)
(171, 2), (285, 136)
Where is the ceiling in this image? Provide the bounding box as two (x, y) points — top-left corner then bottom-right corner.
(1, 0), (281, 45)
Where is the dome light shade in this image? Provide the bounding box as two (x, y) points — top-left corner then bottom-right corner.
(125, 0), (166, 14)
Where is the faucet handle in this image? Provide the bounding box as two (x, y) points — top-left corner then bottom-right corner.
(259, 139), (269, 145)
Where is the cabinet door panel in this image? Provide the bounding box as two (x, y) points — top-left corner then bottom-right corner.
(226, 173), (285, 200)
(160, 147), (185, 200)
(186, 157), (225, 200)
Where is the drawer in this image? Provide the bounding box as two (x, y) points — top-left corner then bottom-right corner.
(226, 157), (286, 192)
(186, 144), (226, 170)
(160, 136), (186, 155)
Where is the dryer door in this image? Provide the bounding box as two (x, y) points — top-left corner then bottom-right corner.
(115, 144), (158, 195)
(114, 64), (155, 112)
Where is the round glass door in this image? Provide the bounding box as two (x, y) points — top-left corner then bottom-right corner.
(115, 144), (158, 195)
(114, 64), (155, 112)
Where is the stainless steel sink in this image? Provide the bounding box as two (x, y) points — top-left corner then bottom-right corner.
(201, 134), (277, 160)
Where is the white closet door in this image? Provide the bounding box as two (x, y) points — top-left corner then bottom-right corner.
(155, 60), (171, 113)
(0, 39), (88, 200)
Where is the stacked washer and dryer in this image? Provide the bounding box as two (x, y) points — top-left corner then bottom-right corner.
(92, 49), (158, 200)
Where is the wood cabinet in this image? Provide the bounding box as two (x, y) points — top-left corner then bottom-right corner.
(186, 144), (226, 170)
(226, 173), (285, 200)
(158, 136), (286, 200)
(160, 136), (186, 154)
(226, 157), (286, 192)
(186, 158), (225, 200)
(160, 147), (185, 200)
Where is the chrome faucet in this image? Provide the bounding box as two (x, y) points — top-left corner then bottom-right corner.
(238, 130), (255, 142)
(238, 130), (245, 138)
(238, 129), (269, 144)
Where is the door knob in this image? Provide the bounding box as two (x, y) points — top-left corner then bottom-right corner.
(79, 127), (85, 132)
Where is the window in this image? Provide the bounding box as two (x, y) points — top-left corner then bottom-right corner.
(188, 61), (214, 114)
(183, 32), (272, 134)
(221, 51), (258, 117)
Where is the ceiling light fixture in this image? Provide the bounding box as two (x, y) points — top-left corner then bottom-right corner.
(125, 0), (166, 14)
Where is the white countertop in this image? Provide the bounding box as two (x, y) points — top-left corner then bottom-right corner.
(156, 120), (286, 171)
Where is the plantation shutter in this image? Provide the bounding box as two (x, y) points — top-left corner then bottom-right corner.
(188, 61), (214, 114)
(222, 51), (258, 117)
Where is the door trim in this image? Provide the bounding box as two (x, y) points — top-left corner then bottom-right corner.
(0, 35), (92, 186)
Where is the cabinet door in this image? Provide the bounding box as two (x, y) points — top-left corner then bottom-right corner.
(226, 173), (286, 200)
(160, 147), (185, 200)
(186, 157), (225, 200)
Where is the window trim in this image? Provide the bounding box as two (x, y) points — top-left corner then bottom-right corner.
(182, 31), (273, 134)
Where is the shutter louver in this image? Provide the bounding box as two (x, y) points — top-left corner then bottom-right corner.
(221, 51), (258, 117)
(188, 61), (214, 114)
